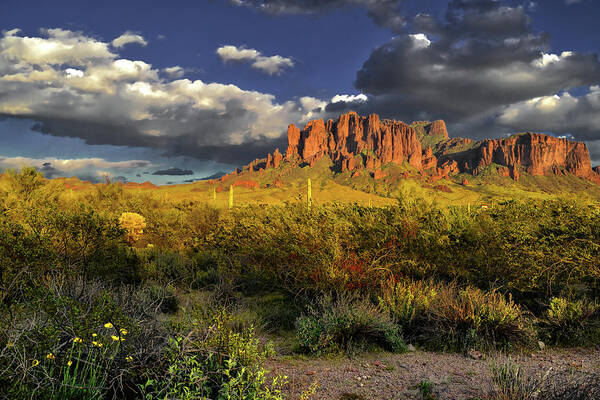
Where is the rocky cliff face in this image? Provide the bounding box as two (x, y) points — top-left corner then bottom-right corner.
(285, 111), (423, 172)
(232, 111), (599, 185)
(470, 134), (595, 180)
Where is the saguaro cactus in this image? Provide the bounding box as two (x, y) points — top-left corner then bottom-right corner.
(307, 178), (312, 208)
(229, 185), (234, 209)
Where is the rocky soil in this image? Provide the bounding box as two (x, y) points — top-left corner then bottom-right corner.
(268, 348), (600, 400)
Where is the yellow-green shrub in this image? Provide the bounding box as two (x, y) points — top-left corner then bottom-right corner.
(543, 297), (600, 345)
(378, 279), (533, 351)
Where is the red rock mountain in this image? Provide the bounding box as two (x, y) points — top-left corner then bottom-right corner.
(228, 111), (600, 184)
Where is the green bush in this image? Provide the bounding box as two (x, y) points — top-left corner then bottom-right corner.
(295, 293), (406, 355)
(378, 279), (533, 351)
(542, 297), (600, 346)
(141, 311), (286, 400)
(0, 279), (169, 399)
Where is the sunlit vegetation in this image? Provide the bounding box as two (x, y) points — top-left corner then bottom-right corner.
(1, 167), (600, 398)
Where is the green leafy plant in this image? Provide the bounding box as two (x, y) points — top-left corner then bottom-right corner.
(295, 293), (406, 355)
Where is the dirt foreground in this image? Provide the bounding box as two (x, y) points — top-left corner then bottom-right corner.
(268, 348), (600, 400)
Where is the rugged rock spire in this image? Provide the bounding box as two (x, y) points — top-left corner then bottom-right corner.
(285, 111), (423, 172)
(238, 111), (599, 185)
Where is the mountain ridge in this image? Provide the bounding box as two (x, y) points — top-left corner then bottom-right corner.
(229, 111), (600, 186)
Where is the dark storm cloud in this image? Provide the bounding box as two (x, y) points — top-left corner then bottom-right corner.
(152, 167), (194, 175)
(232, 0), (406, 32)
(352, 1), (600, 122)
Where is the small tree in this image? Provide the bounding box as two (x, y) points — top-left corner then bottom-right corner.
(119, 212), (146, 244)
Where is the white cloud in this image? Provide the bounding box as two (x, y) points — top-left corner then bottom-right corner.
(0, 29), (325, 161)
(0, 156), (153, 181)
(498, 86), (600, 135)
(532, 52), (573, 68)
(163, 66), (185, 78)
(216, 45), (294, 75)
(331, 94), (368, 103)
(0, 156), (151, 171)
(0, 28), (114, 66)
(409, 33), (431, 50)
(111, 31), (148, 48)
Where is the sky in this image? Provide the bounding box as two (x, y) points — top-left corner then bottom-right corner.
(0, 0), (599, 184)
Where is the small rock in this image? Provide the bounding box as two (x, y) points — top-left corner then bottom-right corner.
(407, 344), (416, 352)
(538, 341), (546, 350)
(468, 349), (483, 360)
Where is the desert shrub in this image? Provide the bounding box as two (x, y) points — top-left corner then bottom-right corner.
(0, 278), (169, 399)
(425, 285), (533, 351)
(295, 293), (405, 355)
(489, 359), (600, 400)
(542, 297), (600, 346)
(378, 277), (438, 331)
(378, 279), (533, 351)
(137, 247), (195, 285)
(537, 372), (600, 400)
(141, 310), (286, 400)
(490, 357), (544, 400)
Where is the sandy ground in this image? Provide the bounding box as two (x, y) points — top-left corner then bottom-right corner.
(267, 348), (600, 400)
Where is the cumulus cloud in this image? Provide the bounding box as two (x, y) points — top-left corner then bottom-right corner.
(498, 86), (600, 140)
(111, 31), (148, 48)
(0, 29), (327, 164)
(0, 28), (114, 67)
(163, 66), (185, 78)
(0, 156), (152, 180)
(231, 0), (406, 32)
(216, 45), (294, 75)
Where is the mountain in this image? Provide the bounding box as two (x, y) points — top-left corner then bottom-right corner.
(226, 111), (600, 185)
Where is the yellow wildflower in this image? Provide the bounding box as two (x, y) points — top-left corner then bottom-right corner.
(92, 341), (103, 348)
(92, 333), (98, 337)
(32, 359), (39, 367)
(104, 322), (114, 329)
(125, 356), (133, 362)
(111, 335), (120, 341)
(6, 342), (14, 348)
(119, 328), (128, 335)
(67, 360), (73, 367)
(46, 353), (55, 360)
(73, 337), (83, 343)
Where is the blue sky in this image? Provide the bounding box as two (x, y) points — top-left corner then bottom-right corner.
(0, 0), (599, 183)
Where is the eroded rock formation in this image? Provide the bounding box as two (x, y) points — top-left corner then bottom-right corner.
(238, 111), (599, 185)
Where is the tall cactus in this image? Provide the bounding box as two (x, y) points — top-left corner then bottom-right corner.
(307, 178), (312, 208)
(213, 187), (217, 202)
(229, 185), (234, 209)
